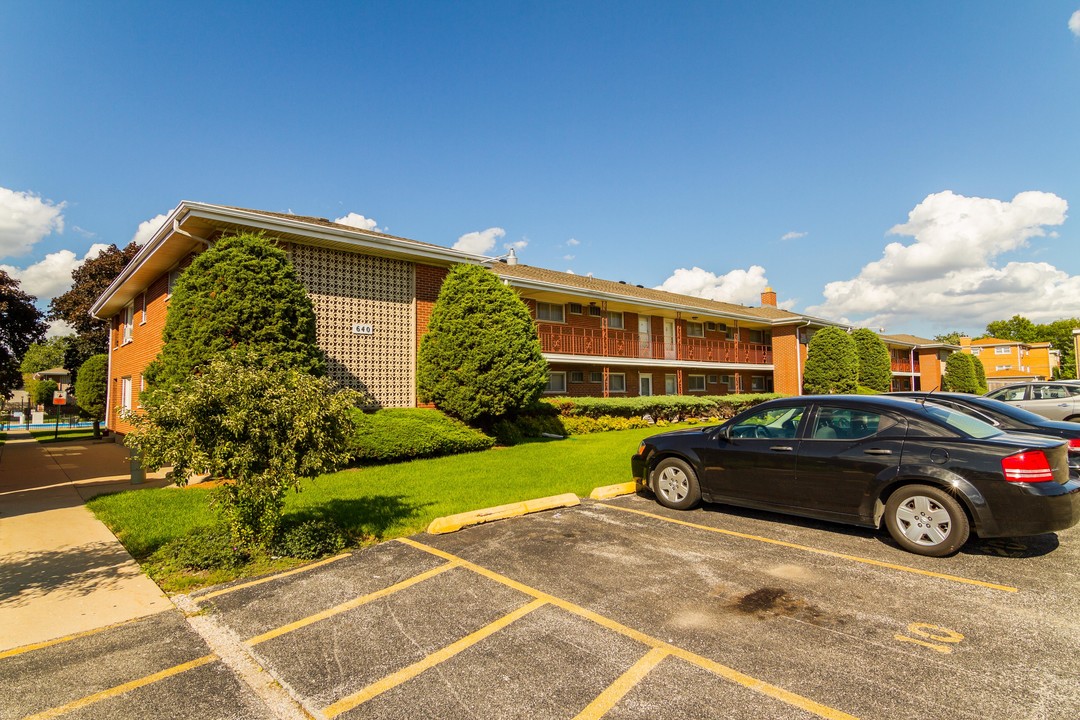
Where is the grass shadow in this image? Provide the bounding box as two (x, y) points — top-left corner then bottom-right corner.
(285, 494), (432, 541)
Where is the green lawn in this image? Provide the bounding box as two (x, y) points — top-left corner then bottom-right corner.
(29, 427), (99, 443)
(87, 423), (699, 589)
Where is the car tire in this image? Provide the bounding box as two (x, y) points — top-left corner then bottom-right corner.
(651, 457), (701, 510)
(884, 484), (970, 557)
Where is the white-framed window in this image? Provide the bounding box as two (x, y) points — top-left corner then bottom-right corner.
(606, 311), (624, 330)
(588, 305), (602, 317)
(167, 267), (180, 297)
(121, 303), (134, 344)
(545, 372), (567, 394)
(536, 302), (565, 323)
(120, 377), (133, 411)
(686, 321), (704, 337)
(747, 329), (771, 344)
(751, 375), (767, 391)
(719, 374), (736, 390)
(664, 374), (677, 394)
(707, 374), (718, 384)
(994, 346), (1011, 355)
(570, 370), (585, 383)
(138, 375), (145, 408)
(971, 348), (981, 355)
(706, 322), (717, 332)
(688, 374), (707, 392)
(608, 373), (626, 393)
(589, 371), (603, 383)
(568, 302), (583, 315)
(725, 325), (736, 340)
(139, 292), (147, 324)
(995, 364), (1012, 371)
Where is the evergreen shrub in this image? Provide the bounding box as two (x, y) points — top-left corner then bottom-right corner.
(803, 327), (859, 394)
(349, 408), (495, 463)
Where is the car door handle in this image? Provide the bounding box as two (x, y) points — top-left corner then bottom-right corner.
(864, 448), (893, 456)
(1059, 403), (1070, 408)
(770, 446), (794, 452)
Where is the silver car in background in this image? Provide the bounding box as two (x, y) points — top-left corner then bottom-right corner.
(986, 381), (1080, 423)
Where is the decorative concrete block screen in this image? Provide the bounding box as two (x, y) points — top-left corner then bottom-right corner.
(289, 243), (416, 408)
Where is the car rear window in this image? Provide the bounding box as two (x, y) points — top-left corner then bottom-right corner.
(922, 404), (1003, 439)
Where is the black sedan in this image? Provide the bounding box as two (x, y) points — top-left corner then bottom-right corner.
(630, 395), (1080, 557)
(890, 391), (1080, 471)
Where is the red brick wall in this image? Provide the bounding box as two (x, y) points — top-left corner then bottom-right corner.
(107, 272), (172, 434)
(414, 263), (448, 408)
(918, 348), (944, 391)
(772, 325), (803, 396)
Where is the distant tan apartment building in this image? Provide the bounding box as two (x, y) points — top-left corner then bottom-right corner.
(960, 336), (1054, 389)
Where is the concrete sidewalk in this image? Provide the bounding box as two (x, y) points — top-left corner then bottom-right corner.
(0, 428), (174, 652)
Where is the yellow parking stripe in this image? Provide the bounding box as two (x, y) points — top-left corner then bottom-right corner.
(324, 598), (546, 718)
(605, 505), (1018, 593)
(572, 647), (669, 720)
(397, 538), (859, 720)
(246, 561), (460, 646)
(197, 552), (350, 602)
(22, 654), (217, 720)
(0, 616), (152, 660)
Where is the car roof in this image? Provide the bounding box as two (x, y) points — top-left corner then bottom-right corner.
(765, 394), (928, 411)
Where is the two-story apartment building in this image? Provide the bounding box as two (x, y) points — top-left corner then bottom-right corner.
(879, 334), (957, 392)
(89, 201), (947, 433)
(960, 336), (1054, 389)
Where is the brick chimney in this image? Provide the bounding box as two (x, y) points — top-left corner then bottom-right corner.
(761, 287), (777, 307)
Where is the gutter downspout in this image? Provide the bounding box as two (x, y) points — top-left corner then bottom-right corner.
(794, 320), (813, 396)
(173, 220), (212, 246)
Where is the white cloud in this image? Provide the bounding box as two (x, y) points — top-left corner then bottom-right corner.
(563, 254), (575, 261)
(566, 238), (580, 246)
(0, 187), (65, 258)
(1, 243), (110, 302)
(805, 190), (1075, 331)
(46, 319), (73, 338)
(781, 231), (807, 241)
(131, 212), (169, 247)
(453, 227), (506, 254)
(333, 212), (380, 231)
(655, 265), (770, 305)
(505, 239), (528, 252)
(1070, 10), (1080, 37)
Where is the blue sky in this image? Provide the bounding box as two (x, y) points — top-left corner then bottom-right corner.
(3, 1), (1079, 338)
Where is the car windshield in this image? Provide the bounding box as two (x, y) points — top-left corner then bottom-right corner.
(921, 404), (1003, 439)
(965, 397), (1055, 426)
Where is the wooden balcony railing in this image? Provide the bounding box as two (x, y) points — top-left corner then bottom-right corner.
(536, 323), (772, 365)
(890, 358), (921, 373)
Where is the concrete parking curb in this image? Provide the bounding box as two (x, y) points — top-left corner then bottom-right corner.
(426, 493), (580, 534)
(588, 481), (639, 500)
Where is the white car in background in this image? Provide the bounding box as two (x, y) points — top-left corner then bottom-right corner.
(986, 381), (1080, 423)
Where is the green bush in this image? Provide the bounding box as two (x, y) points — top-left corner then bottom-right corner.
(272, 518), (346, 560)
(150, 525), (249, 571)
(542, 394), (779, 420)
(349, 408), (495, 463)
(803, 327), (859, 394)
(852, 329), (892, 393)
(943, 352), (979, 393)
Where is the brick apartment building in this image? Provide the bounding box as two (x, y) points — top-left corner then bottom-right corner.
(90, 201), (953, 433)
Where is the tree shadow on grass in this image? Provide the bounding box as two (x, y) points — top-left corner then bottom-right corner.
(283, 495), (432, 541)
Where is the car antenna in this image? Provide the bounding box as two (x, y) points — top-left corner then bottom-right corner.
(917, 385), (939, 406)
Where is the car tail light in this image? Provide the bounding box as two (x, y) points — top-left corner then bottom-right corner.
(1068, 438), (1080, 453)
(1001, 451), (1055, 483)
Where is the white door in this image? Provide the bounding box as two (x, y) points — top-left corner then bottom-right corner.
(639, 374), (652, 396)
(121, 377), (132, 411)
(638, 316), (651, 358)
(663, 319), (676, 359)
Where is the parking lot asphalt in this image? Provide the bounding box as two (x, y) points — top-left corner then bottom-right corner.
(3, 491), (1077, 720)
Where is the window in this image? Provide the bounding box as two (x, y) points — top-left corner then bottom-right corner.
(570, 370), (585, 383)
(686, 321), (704, 337)
(138, 376), (145, 408)
(707, 375), (718, 384)
(687, 375), (706, 392)
(121, 303), (134, 343)
(606, 312), (624, 330)
(664, 374), (677, 394)
(719, 374), (735, 390)
(988, 386), (1026, 402)
(608, 373), (626, 393)
(971, 348), (981, 356)
(536, 302), (565, 323)
(568, 302), (583, 315)
(120, 377), (132, 412)
(588, 305), (602, 317)
(747, 329), (771, 344)
(811, 407), (891, 440)
(730, 404), (806, 439)
(589, 371), (603, 383)
(139, 292), (147, 324)
(545, 372), (566, 394)
(167, 268), (180, 297)
(994, 346), (1011, 355)
(751, 375), (767, 391)
(706, 322), (717, 332)
(995, 365), (1012, 371)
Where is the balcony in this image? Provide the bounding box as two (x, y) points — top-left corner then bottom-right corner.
(536, 323), (772, 365)
(891, 357), (921, 373)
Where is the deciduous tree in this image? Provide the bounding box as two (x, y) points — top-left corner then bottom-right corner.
(75, 353), (108, 438)
(0, 270), (47, 399)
